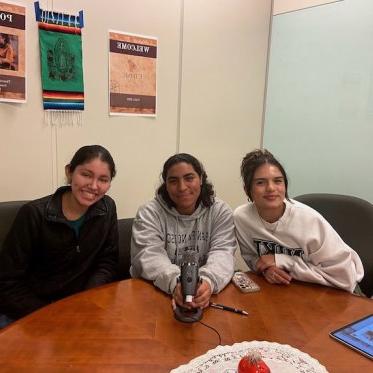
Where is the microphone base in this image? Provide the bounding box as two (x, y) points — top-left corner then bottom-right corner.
(174, 305), (203, 323)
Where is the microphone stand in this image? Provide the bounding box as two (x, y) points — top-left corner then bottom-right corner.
(174, 303), (202, 323)
(173, 257), (203, 323)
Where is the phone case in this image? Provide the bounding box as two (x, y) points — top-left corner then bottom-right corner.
(232, 272), (260, 293)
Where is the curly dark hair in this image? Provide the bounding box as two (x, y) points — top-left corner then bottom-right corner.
(157, 153), (215, 209)
(240, 149), (289, 201)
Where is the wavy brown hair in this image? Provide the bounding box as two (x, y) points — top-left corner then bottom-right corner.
(240, 149), (289, 201)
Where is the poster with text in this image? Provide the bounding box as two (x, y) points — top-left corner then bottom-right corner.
(109, 30), (157, 116)
(0, 1), (26, 103)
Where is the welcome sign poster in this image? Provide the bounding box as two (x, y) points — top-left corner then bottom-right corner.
(109, 30), (157, 116)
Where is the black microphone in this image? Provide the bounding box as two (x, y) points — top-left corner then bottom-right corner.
(180, 252), (199, 303)
(174, 251), (203, 323)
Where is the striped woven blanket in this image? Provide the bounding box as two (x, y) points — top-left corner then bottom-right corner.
(38, 21), (84, 111)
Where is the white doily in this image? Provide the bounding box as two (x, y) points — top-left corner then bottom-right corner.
(171, 341), (328, 373)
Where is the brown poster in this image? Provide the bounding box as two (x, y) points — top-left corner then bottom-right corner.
(109, 30), (157, 116)
(0, 1), (26, 103)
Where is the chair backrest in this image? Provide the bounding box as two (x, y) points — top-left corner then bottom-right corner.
(117, 218), (134, 280)
(0, 201), (28, 250)
(294, 193), (373, 297)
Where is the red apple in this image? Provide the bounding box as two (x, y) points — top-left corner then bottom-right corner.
(238, 351), (270, 373)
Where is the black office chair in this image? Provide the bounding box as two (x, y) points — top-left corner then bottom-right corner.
(0, 201), (28, 328)
(116, 218), (134, 280)
(0, 201), (28, 249)
(294, 193), (373, 297)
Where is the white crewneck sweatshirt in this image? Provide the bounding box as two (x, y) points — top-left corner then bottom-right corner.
(234, 199), (364, 293)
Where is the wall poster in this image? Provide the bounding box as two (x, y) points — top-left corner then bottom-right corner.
(109, 30), (157, 116)
(0, 1), (26, 103)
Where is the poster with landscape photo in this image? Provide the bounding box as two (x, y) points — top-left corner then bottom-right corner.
(0, 1), (26, 103)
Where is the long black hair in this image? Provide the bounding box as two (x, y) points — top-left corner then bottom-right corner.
(157, 153), (215, 209)
(67, 145), (116, 179)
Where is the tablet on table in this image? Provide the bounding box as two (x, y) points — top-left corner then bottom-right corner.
(330, 314), (373, 360)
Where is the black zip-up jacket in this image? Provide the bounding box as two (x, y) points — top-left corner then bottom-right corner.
(0, 186), (118, 320)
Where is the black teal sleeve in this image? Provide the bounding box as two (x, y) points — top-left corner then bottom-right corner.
(0, 203), (48, 319)
(84, 199), (119, 289)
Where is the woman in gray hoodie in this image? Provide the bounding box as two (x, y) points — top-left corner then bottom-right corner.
(130, 153), (236, 309)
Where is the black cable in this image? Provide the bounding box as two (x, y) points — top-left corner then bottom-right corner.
(198, 320), (222, 346)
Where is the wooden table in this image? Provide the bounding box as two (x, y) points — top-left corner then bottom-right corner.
(0, 275), (371, 372)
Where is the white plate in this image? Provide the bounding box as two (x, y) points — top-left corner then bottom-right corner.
(171, 341), (328, 373)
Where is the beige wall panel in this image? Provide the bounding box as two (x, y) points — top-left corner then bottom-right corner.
(0, 107), (54, 201)
(0, 5), (54, 201)
(180, 0), (272, 209)
(55, 0), (182, 218)
(273, 0), (343, 15)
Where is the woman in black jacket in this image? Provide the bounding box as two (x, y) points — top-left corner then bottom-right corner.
(0, 145), (119, 324)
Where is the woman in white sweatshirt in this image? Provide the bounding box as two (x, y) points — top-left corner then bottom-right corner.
(131, 153), (236, 309)
(234, 149), (364, 293)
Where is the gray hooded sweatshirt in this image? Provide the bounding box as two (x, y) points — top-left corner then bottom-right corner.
(130, 195), (236, 295)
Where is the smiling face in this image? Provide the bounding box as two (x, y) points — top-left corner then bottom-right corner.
(66, 157), (112, 210)
(250, 163), (286, 222)
(165, 162), (201, 215)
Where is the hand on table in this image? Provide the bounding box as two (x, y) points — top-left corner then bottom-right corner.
(256, 254), (276, 273)
(255, 254), (291, 285)
(262, 265), (292, 285)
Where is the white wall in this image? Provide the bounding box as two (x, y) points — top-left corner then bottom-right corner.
(0, 0), (271, 218)
(264, 0), (373, 203)
(180, 0), (272, 209)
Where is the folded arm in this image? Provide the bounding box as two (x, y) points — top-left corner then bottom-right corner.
(276, 219), (364, 292)
(199, 202), (236, 293)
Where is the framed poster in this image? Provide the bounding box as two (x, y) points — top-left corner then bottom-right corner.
(0, 1), (25, 103)
(109, 30), (157, 116)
